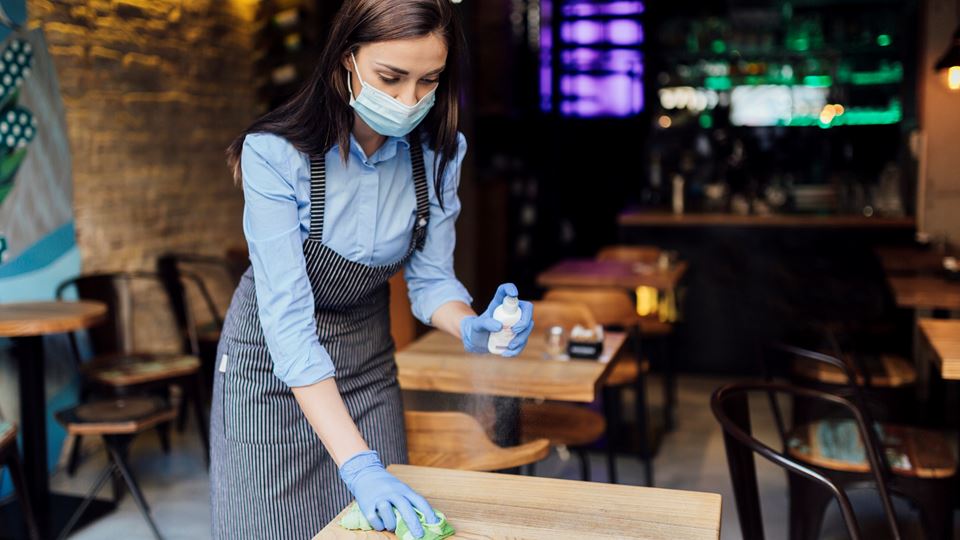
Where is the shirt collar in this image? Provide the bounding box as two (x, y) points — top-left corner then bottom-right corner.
(346, 133), (410, 167)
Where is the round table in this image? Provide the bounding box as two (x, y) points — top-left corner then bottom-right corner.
(0, 301), (108, 539)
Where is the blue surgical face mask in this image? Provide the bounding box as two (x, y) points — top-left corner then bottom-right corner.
(348, 53), (437, 137)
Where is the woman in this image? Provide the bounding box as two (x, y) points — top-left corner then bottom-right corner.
(211, 1), (534, 538)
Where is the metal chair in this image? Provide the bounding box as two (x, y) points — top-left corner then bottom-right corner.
(762, 344), (956, 540)
(156, 252), (244, 380)
(711, 381), (902, 540)
(0, 420), (40, 540)
(55, 272), (209, 477)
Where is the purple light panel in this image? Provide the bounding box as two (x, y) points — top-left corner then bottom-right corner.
(560, 19), (643, 45)
(540, 0), (553, 111)
(559, 70), (643, 117)
(542, 1), (645, 117)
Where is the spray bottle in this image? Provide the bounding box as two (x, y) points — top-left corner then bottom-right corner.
(488, 296), (522, 355)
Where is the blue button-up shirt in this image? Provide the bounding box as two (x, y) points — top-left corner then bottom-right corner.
(240, 131), (472, 388)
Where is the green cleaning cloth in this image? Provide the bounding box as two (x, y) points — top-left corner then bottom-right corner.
(339, 502), (455, 540)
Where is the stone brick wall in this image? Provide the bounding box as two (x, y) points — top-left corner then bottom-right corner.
(26, 0), (260, 350)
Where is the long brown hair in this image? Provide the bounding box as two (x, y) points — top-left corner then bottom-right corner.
(226, 0), (465, 208)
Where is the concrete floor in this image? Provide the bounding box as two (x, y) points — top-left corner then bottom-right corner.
(47, 375), (957, 539)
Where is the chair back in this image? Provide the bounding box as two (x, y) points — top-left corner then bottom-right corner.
(156, 253), (237, 352)
(711, 382), (901, 540)
(760, 343), (888, 472)
(531, 300), (596, 335)
(596, 245), (661, 264)
(405, 411), (549, 471)
(543, 287), (637, 328)
(56, 272), (199, 359)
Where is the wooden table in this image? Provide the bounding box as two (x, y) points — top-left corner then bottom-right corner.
(874, 246), (954, 274)
(397, 329), (625, 447)
(920, 319), (960, 381)
(537, 259), (687, 291)
(885, 275), (960, 311)
(315, 465), (722, 540)
(397, 330), (625, 403)
(0, 301), (109, 539)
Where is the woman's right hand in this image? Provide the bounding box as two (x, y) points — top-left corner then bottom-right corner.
(339, 450), (438, 538)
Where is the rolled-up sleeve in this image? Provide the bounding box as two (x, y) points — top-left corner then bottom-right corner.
(241, 133), (335, 387)
(404, 133), (473, 325)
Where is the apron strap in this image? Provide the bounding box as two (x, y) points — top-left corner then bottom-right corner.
(306, 131), (430, 249)
(409, 130), (430, 252)
(308, 153), (326, 242)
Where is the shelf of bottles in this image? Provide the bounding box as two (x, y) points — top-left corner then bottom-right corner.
(540, 0), (645, 117)
(654, 2), (906, 130)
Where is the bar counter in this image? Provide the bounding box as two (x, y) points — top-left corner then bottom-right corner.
(619, 210), (916, 229)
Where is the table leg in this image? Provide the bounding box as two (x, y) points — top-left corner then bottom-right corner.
(492, 397), (521, 448)
(914, 309), (933, 402)
(492, 397), (521, 475)
(15, 336), (48, 516)
(0, 336), (115, 540)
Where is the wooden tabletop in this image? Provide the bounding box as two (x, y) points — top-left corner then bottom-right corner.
(874, 246), (954, 274)
(0, 301), (107, 337)
(537, 259), (687, 291)
(619, 210), (915, 229)
(920, 319), (960, 381)
(396, 330), (626, 403)
(315, 465), (722, 540)
(885, 275), (960, 311)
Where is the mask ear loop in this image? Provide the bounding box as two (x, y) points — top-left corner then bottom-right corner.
(350, 52), (366, 93)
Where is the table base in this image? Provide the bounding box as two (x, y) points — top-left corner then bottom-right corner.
(0, 493), (116, 540)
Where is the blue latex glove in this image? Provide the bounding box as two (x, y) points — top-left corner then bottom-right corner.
(339, 450), (438, 537)
(460, 283), (534, 357)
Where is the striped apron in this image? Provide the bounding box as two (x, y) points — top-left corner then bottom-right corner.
(210, 135), (430, 539)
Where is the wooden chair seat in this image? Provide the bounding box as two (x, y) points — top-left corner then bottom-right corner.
(405, 411), (549, 472)
(788, 419), (957, 479)
(604, 354), (650, 387)
(791, 353), (916, 388)
(520, 402), (605, 447)
(81, 353), (201, 387)
(56, 397), (177, 437)
(0, 420), (15, 450)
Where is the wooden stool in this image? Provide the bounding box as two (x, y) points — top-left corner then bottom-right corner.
(520, 301), (613, 482)
(55, 397), (177, 540)
(543, 288), (656, 485)
(406, 411), (549, 471)
(0, 421), (40, 540)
